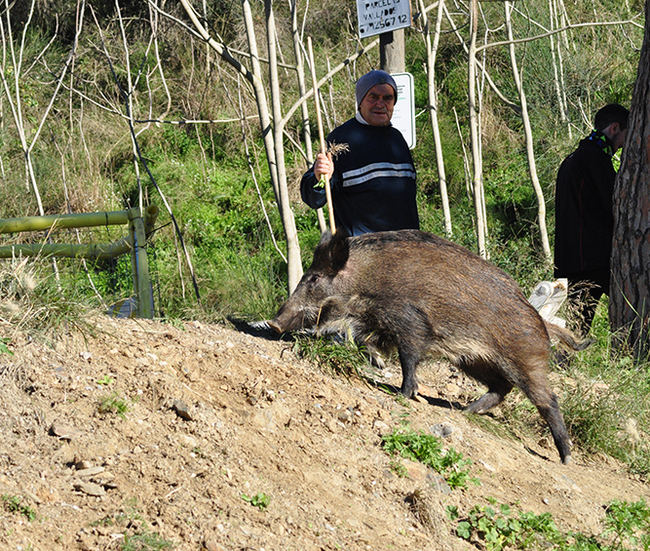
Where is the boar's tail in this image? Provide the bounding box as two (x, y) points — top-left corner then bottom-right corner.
(544, 322), (593, 351)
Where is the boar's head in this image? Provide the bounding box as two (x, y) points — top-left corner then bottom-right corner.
(269, 230), (350, 334)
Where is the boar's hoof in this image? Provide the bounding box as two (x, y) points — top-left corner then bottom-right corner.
(561, 454), (571, 465)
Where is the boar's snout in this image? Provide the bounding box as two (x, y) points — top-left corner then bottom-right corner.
(269, 303), (312, 334)
(267, 319), (284, 334)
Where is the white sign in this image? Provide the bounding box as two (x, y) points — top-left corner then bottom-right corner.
(356, 0), (411, 39)
(391, 72), (416, 149)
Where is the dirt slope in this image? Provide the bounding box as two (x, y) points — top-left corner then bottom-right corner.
(0, 316), (647, 550)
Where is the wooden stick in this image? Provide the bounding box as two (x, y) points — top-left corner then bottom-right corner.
(307, 37), (336, 234)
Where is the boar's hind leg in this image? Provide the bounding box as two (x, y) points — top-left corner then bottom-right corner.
(460, 358), (513, 414)
(520, 369), (572, 464)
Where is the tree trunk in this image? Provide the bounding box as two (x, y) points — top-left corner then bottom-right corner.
(264, 0), (303, 292)
(468, 0), (487, 258)
(609, 0), (650, 357)
(418, 0), (452, 237)
(505, 2), (551, 261)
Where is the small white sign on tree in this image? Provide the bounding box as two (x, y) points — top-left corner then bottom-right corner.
(356, 0), (411, 39)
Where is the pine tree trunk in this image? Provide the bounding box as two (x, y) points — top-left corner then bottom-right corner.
(609, 0), (650, 357)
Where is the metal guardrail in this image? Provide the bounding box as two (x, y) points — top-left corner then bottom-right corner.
(0, 205), (159, 319)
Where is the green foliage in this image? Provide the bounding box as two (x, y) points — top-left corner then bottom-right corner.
(96, 375), (115, 385)
(241, 492), (270, 511)
(1, 494), (36, 522)
(0, 258), (94, 337)
(557, 305), (650, 475)
(381, 423), (474, 489)
(121, 531), (174, 551)
(0, 337), (13, 355)
(449, 498), (650, 551)
(98, 392), (129, 419)
(292, 335), (372, 381)
(603, 499), (650, 550)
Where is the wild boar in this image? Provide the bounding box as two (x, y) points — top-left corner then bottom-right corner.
(269, 229), (589, 464)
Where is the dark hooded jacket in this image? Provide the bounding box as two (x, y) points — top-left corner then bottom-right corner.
(554, 132), (615, 277)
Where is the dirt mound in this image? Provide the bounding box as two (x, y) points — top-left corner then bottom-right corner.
(0, 316), (647, 550)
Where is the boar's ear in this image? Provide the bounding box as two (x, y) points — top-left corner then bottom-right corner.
(327, 229), (350, 274)
(310, 229), (350, 276)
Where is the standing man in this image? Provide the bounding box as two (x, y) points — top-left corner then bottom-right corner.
(301, 70), (419, 236)
(554, 103), (629, 334)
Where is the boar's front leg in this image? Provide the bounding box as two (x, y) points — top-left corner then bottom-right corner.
(397, 342), (421, 398)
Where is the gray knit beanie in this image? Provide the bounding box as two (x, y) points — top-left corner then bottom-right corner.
(355, 70), (397, 107)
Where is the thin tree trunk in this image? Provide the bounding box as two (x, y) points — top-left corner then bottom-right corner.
(418, 0), (452, 237)
(289, 0), (326, 232)
(264, 0), (303, 292)
(468, 0), (487, 258)
(505, 2), (551, 260)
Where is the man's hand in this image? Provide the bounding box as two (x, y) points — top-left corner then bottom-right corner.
(313, 152), (334, 181)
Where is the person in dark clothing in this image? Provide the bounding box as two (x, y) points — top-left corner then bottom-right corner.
(554, 103), (629, 334)
(300, 70), (419, 236)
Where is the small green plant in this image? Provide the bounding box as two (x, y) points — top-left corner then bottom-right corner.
(0, 337), (13, 355)
(602, 499), (650, 550)
(98, 392), (129, 418)
(2, 494), (36, 522)
(96, 375), (114, 385)
(448, 498), (650, 551)
(381, 423), (474, 489)
(449, 500), (562, 550)
(121, 531), (174, 551)
(293, 335), (370, 380)
(388, 458), (409, 477)
(241, 492), (270, 511)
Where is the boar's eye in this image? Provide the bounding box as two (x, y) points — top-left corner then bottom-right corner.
(304, 272), (321, 285)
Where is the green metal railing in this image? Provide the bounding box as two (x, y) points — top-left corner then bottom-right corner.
(0, 205), (159, 318)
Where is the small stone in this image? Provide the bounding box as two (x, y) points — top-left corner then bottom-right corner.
(203, 538), (225, 551)
(75, 466), (105, 478)
(172, 400), (194, 421)
(373, 420), (390, 433)
(49, 422), (81, 441)
(427, 473), (452, 495)
(337, 409), (353, 423)
(74, 482), (106, 497)
(430, 423), (454, 439)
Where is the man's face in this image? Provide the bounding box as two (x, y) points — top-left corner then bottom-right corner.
(359, 83), (395, 127)
(605, 121), (628, 152)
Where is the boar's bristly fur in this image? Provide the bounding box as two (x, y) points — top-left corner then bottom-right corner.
(269, 229), (590, 464)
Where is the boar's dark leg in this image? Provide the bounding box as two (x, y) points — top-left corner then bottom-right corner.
(531, 392), (572, 464)
(519, 367), (572, 464)
(464, 383), (513, 414)
(397, 343), (421, 398)
(458, 358), (514, 414)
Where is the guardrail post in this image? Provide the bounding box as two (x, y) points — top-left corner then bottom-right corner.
(129, 209), (154, 319)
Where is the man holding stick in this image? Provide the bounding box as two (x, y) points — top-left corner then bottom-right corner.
(300, 70), (419, 236)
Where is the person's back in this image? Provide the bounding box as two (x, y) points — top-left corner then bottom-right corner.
(554, 134), (616, 277)
(553, 103), (629, 333)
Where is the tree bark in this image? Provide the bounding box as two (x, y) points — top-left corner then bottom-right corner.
(609, 0), (650, 357)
